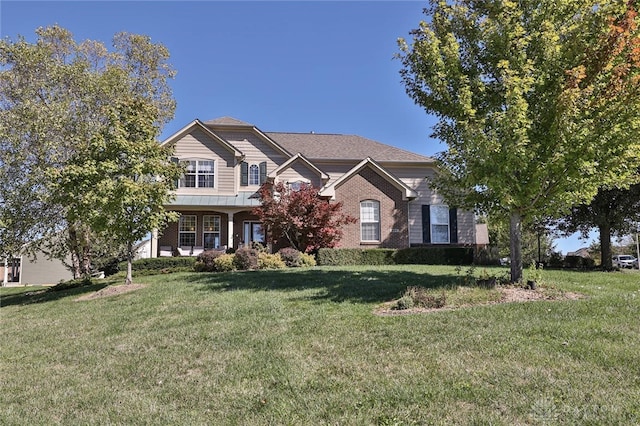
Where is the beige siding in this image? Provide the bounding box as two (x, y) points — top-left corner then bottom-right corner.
(311, 161), (356, 186)
(216, 130), (288, 190)
(386, 165), (476, 245)
(21, 254), (73, 285)
(275, 161), (323, 188)
(173, 128), (236, 195)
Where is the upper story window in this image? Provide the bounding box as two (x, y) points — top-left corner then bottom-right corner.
(180, 160), (214, 188)
(241, 161), (267, 186)
(249, 164), (260, 185)
(360, 200), (380, 242)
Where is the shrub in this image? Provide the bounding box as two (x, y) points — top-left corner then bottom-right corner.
(394, 247), (474, 265)
(213, 254), (235, 272)
(118, 257), (197, 275)
(563, 255), (595, 270)
(278, 247), (303, 267)
(194, 250), (225, 272)
(392, 286), (446, 310)
(233, 247), (259, 270)
(258, 252), (286, 269)
(316, 248), (395, 266)
(300, 253), (316, 267)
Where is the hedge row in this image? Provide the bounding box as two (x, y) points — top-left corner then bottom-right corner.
(317, 247), (474, 266)
(117, 257), (197, 274)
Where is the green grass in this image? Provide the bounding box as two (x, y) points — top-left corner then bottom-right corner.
(1, 265), (639, 425)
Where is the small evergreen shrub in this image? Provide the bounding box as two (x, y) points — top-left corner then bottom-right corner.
(233, 247), (259, 270)
(194, 250), (225, 272)
(300, 253), (316, 267)
(394, 247), (474, 265)
(119, 257), (197, 275)
(360, 249), (396, 265)
(213, 254), (235, 272)
(278, 247), (303, 267)
(258, 252), (286, 269)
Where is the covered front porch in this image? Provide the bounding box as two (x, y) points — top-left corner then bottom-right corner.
(152, 193), (265, 257)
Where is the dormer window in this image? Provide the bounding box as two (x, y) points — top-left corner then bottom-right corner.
(241, 161), (267, 186)
(180, 160), (215, 188)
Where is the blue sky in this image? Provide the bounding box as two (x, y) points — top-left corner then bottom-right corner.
(1, 1), (595, 253)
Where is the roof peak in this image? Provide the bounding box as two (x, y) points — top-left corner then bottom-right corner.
(204, 116), (254, 127)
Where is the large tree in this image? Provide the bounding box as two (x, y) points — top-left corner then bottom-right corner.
(0, 26), (177, 278)
(253, 182), (356, 254)
(398, 0), (640, 282)
(559, 182), (640, 269)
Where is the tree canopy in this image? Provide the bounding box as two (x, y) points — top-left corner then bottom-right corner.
(253, 182), (356, 254)
(0, 25), (178, 281)
(398, 0), (640, 281)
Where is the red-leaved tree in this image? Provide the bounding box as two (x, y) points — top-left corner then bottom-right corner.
(253, 182), (356, 253)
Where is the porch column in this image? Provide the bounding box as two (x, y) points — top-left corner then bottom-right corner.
(150, 229), (158, 258)
(227, 212), (234, 249)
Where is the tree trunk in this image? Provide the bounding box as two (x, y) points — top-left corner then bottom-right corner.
(125, 242), (133, 285)
(509, 211), (523, 283)
(599, 224), (613, 270)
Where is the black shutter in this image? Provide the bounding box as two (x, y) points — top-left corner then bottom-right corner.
(449, 208), (458, 244)
(240, 161), (248, 186)
(259, 161), (267, 184)
(422, 205), (431, 244)
(170, 157), (180, 189)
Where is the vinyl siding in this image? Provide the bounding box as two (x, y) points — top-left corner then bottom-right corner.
(215, 130), (288, 189)
(275, 161), (323, 188)
(173, 128), (236, 194)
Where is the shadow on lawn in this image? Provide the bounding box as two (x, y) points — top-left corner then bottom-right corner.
(0, 282), (110, 307)
(191, 268), (461, 304)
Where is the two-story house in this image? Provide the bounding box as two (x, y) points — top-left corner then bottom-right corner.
(152, 116), (477, 256)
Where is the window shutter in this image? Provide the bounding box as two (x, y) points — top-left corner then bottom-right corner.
(240, 161), (248, 186)
(170, 157), (180, 189)
(259, 161), (267, 184)
(422, 205), (431, 244)
(449, 208), (458, 244)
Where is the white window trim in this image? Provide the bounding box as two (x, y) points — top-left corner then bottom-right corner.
(242, 221), (264, 245)
(179, 159), (216, 189)
(430, 204), (450, 244)
(203, 215), (221, 249)
(360, 200), (380, 242)
(249, 164), (260, 186)
(179, 215), (197, 247)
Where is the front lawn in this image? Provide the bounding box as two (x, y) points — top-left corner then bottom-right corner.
(1, 266), (639, 424)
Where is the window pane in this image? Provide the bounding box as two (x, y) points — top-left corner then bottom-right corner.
(179, 233), (196, 247)
(179, 216), (196, 232)
(431, 205), (449, 225)
(431, 224), (449, 243)
(198, 160), (214, 172)
(249, 164), (259, 185)
(198, 174), (214, 188)
(361, 223), (380, 241)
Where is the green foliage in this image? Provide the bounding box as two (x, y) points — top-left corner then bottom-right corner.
(213, 254), (235, 272)
(194, 250), (226, 272)
(119, 257), (196, 274)
(398, 0), (640, 282)
(0, 25), (177, 282)
(317, 247), (474, 266)
(277, 247), (303, 267)
(257, 252), (286, 270)
(394, 247), (474, 265)
(233, 247), (259, 270)
(563, 255), (596, 270)
(392, 286), (446, 310)
(300, 253), (317, 267)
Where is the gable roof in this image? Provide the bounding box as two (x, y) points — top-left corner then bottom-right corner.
(268, 153), (329, 181)
(161, 119), (244, 158)
(319, 157), (418, 200)
(265, 132), (434, 163)
(204, 116), (254, 127)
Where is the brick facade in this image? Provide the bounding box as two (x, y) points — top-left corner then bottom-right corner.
(334, 166), (409, 249)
